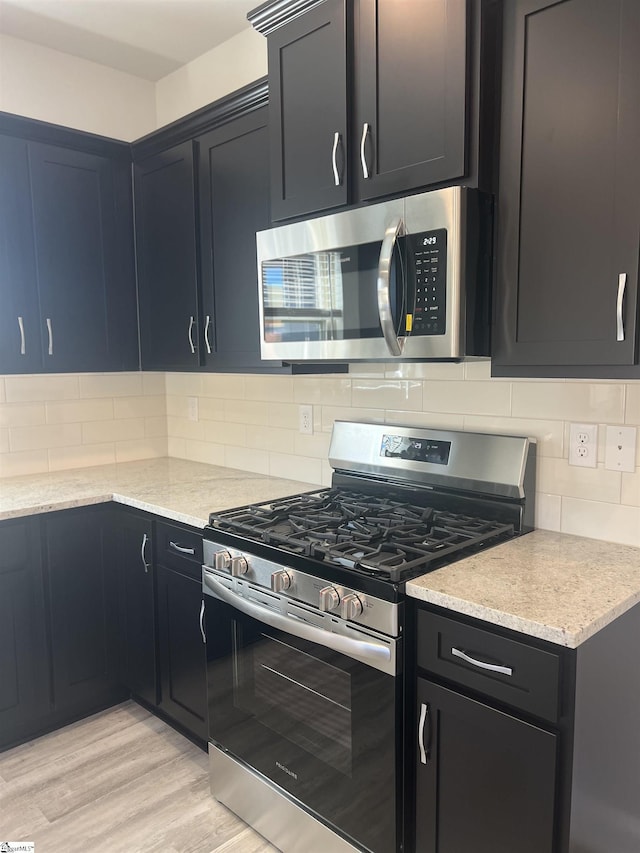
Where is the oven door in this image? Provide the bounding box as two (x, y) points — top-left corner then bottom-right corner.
(203, 575), (401, 853)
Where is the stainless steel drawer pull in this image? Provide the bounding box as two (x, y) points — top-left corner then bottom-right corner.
(360, 123), (370, 179)
(18, 316), (26, 355)
(451, 647), (513, 677)
(188, 315), (196, 354)
(204, 315), (212, 354)
(46, 317), (53, 355)
(140, 532), (150, 573)
(169, 541), (195, 555)
(418, 702), (430, 764)
(332, 131), (342, 186)
(199, 599), (206, 644)
(617, 273), (627, 342)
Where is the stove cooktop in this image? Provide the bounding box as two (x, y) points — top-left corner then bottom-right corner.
(209, 488), (515, 582)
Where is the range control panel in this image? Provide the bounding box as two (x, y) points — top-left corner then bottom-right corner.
(406, 228), (447, 336)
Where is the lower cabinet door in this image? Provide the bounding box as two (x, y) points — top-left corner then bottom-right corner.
(415, 678), (557, 853)
(156, 564), (207, 741)
(0, 519), (48, 749)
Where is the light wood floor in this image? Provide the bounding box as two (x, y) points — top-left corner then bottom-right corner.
(0, 701), (278, 853)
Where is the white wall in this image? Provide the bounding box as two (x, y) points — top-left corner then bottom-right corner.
(155, 27), (267, 128)
(0, 33), (156, 140)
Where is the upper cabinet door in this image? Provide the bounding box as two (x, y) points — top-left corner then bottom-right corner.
(493, 0), (640, 373)
(135, 141), (201, 370)
(0, 135), (42, 373)
(268, 0), (348, 221)
(354, 0), (468, 202)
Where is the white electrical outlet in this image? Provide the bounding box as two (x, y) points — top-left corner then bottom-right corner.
(604, 425), (637, 473)
(187, 396), (199, 422)
(299, 404), (313, 435)
(568, 423), (598, 468)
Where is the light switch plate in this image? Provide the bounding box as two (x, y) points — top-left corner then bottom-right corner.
(604, 425), (637, 473)
(187, 396), (199, 422)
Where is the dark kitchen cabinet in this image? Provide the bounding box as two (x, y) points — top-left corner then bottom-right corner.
(493, 0), (640, 376)
(116, 511), (156, 706)
(253, 0), (500, 221)
(45, 508), (123, 716)
(134, 141), (201, 370)
(0, 519), (48, 751)
(0, 115), (138, 374)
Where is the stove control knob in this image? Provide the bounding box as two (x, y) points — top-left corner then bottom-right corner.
(271, 570), (292, 593)
(319, 585), (340, 612)
(230, 555), (249, 577)
(214, 550), (232, 572)
(340, 593), (364, 621)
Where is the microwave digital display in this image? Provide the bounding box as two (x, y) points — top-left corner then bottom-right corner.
(380, 434), (451, 466)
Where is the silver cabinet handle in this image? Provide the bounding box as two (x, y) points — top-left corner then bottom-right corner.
(617, 273), (627, 342)
(46, 317), (53, 355)
(188, 316), (196, 354)
(418, 702), (430, 764)
(18, 316), (26, 355)
(332, 131), (342, 186)
(141, 532), (150, 573)
(360, 122), (370, 179)
(451, 647), (513, 677)
(170, 540), (195, 555)
(377, 216), (405, 356)
(204, 315), (212, 354)
(199, 599), (206, 644)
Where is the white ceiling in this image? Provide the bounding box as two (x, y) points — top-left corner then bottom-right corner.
(0, 0), (259, 80)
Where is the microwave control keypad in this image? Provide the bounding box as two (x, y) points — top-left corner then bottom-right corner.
(408, 228), (447, 336)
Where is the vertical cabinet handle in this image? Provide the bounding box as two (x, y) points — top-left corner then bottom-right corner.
(141, 532), (150, 573)
(204, 315), (212, 354)
(617, 273), (627, 342)
(188, 316), (196, 354)
(360, 123), (371, 179)
(46, 317), (53, 355)
(332, 131), (342, 187)
(18, 316), (26, 355)
(199, 600), (206, 644)
(418, 702), (430, 765)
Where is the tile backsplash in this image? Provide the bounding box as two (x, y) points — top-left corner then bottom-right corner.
(1, 364), (639, 549)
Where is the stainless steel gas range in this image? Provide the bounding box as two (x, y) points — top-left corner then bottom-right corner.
(202, 421), (536, 853)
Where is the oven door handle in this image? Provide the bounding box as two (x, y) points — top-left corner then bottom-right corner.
(377, 216), (406, 357)
(203, 570), (395, 675)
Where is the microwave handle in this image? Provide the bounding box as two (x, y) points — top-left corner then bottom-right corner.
(377, 216), (406, 357)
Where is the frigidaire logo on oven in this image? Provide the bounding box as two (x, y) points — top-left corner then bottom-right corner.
(275, 761), (298, 780)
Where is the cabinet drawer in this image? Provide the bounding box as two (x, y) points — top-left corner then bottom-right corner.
(417, 610), (561, 722)
(154, 520), (203, 580)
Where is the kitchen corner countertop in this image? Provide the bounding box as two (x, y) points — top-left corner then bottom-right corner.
(407, 529), (640, 649)
(0, 457), (318, 529)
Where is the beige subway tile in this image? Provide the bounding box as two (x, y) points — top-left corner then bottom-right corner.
(0, 403), (46, 427)
(385, 362), (465, 381)
(225, 445), (269, 475)
(79, 373), (143, 399)
(320, 460), (334, 487)
(10, 422), (82, 452)
(48, 442), (116, 472)
(386, 410), (465, 430)
(463, 360), (493, 380)
(145, 416), (168, 438)
(113, 395), (165, 419)
(164, 372), (203, 397)
(199, 373), (244, 399)
(46, 398), (114, 424)
(422, 380), (510, 416)
(246, 425), (295, 454)
(626, 384), (640, 425)
(183, 439), (225, 466)
(166, 416), (206, 441)
(512, 382), (625, 422)
(267, 402), (300, 430)
(352, 379), (422, 411)
(204, 421), (247, 446)
(621, 470), (640, 507)
(142, 372), (166, 396)
(0, 378), (5, 403)
(83, 418), (145, 445)
(538, 457), (621, 504)
(561, 498), (640, 547)
(245, 375), (294, 403)
(535, 493), (562, 532)
(269, 452), (322, 485)
(348, 364), (386, 379)
(167, 436), (187, 458)
(115, 436), (168, 463)
(294, 377), (352, 406)
(166, 395), (191, 419)
(320, 405), (385, 432)
(463, 415), (564, 457)
(224, 399), (268, 426)
(0, 429), (8, 454)
(0, 449), (49, 477)
(197, 396), (226, 422)
(294, 432), (332, 459)
(5, 374), (79, 403)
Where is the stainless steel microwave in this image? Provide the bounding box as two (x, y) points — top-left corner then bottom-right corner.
(256, 186), (492, 362)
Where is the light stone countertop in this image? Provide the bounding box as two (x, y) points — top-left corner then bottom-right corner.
(0, 457), (319, 529)
(406, 529), (640, 648)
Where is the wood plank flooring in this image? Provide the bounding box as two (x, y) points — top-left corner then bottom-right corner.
(0, 701), (278, 853)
